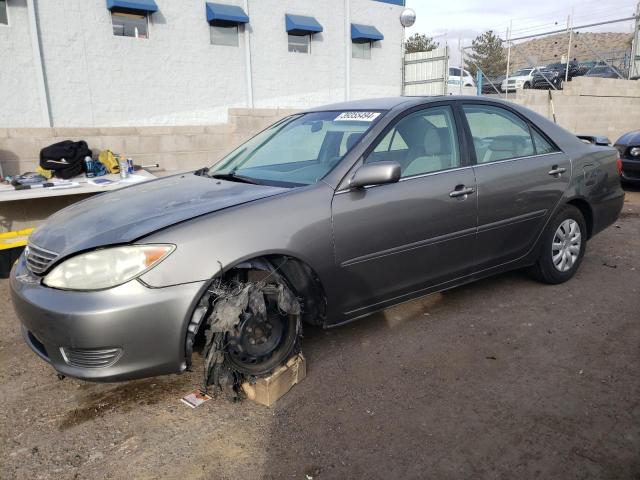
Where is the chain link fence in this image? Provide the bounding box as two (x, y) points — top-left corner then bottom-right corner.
(462, 15), (638, 98)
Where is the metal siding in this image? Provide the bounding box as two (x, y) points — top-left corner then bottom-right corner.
(404, 47), (449, 96)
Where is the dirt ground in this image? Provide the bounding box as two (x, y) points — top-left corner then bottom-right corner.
(1, 190), (639, 480)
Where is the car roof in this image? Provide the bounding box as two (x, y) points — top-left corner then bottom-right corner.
(303, 95), (541, 114)
(302, 97), (416, 112)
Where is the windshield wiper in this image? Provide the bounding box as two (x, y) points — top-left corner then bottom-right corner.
(209, 172), (260, 185)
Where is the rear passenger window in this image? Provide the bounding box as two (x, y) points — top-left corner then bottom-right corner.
(366, 106), (460, 178)
(463, 105), (535, 163)
(532, 129), (558, 155)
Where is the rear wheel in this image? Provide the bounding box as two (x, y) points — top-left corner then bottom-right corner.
(530, 205), (586, 284)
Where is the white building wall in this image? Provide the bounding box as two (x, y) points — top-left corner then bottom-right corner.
(350, 0), (403, 99)
(249, 0), (348, 108)
(0, 0), (404, 127)
(35, 0), (249, 126)
(0, 0), (46, 127)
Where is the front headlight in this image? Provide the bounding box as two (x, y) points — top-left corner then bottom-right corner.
(630, 147), (640, 157)
(43, 244), (175, 290)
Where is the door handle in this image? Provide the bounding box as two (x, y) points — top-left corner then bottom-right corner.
(548, 166), (566, 177)
(449, 186), (475, 198)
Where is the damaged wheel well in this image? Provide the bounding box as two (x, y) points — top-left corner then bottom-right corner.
(184, 255), (327, 371)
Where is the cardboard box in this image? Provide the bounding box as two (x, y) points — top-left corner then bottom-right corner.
(242, 353), (306, 407)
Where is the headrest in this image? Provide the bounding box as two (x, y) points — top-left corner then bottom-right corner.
(488, 137), (517, 152)
(423, 126), (443, 155)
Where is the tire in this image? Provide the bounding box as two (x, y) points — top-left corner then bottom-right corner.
(529, 205), (587, 284)
(523, 82), (531, 89)
(557, 79), (564, 90)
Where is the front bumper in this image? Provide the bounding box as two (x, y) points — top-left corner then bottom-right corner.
(621, 158), (640, 184)
(10, 253), (206, 382)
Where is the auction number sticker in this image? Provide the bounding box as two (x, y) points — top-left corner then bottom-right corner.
(334, 111), (381, 122)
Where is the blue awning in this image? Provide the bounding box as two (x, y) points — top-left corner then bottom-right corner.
(351, 23), (384, 42)
(285, 14), (323, 36)
(206, 2), (249, 25)
(106, 0), (158, 13)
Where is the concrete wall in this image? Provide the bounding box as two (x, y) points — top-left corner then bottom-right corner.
(509, 77), (640, 143)
(0, 108), (299, 232)
(0, 108), (299, 177)
(0, 0), (45, 127)
(0, 0), (404, 127)
(350, 0), (403, 100)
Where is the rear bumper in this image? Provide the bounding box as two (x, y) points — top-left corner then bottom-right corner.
(10, 253), (206, 382)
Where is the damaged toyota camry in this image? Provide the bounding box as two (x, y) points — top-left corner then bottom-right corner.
(10, 97), (624, 389)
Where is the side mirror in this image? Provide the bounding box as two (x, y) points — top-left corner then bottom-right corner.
(349, 161), (401, 189)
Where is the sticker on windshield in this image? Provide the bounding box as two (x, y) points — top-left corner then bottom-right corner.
(334, 111), (381, 122)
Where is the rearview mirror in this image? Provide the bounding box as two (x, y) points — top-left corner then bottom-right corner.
(349, 161), (401, 189)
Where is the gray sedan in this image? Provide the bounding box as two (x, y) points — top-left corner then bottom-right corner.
(10, 97), (624, 384)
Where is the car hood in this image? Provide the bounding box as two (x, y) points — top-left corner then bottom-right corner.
(29, 174), (288, 258)
(616, 130), (640, 146)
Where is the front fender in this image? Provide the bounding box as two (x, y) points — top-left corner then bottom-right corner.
(137, 183), (337, 291)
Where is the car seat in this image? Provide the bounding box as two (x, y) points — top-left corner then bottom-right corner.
(403, 126), (453, 177)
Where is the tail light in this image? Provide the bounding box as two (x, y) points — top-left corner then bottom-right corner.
(616, 154), (623, 176)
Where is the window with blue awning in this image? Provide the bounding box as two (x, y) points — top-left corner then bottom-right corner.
(206, 2), (249, 26)
(351, 23), (384, 43)
(285, 14), (323, 36)
(106, 0), (158, 13)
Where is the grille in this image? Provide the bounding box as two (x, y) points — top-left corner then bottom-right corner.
(25, 243), (59, 275)
(60, 347), (123, 368)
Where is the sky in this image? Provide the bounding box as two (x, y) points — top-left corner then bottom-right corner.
(405, 0), (638, 64)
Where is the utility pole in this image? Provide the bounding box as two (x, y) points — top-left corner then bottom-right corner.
(565, 7), (574, 83)
(505, 20), (512, 100)
(631, 1), (640, 78)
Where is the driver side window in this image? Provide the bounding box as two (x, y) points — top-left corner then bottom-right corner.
(365, 105), (460, 178)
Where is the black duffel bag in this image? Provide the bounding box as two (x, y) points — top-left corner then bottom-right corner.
(39, 140), (92, 179)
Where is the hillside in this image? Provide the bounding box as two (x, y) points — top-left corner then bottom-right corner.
(509, 31), (633, 69)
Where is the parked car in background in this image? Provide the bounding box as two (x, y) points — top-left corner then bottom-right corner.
(586, 65), (624, 79)
(448, 67), (476, 87)
(501, 68), (536, 92)
(11, 97), (624, 383)
(579, 61), (599, 73)
(481, 75), (505, 94)
(532, 68), (565, 89)
(545, 62), (582, 82)
(615, 130), (640, 184)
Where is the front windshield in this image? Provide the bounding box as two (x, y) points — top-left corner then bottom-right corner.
(513, 69), (532, 76)
(207, 110), (383, 187)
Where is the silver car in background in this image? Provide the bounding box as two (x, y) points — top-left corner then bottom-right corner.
(10, 97), (624, 383)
